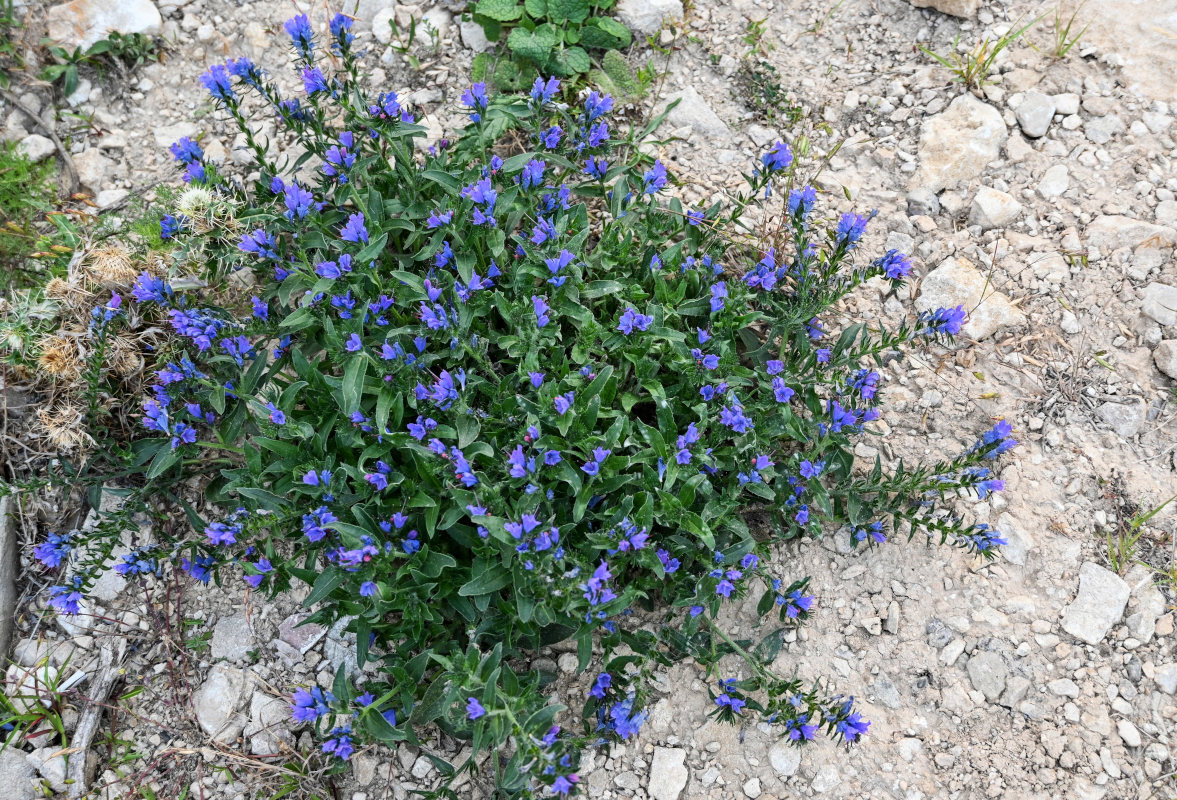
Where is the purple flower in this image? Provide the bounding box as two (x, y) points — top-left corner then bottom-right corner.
(584, 91), (613, 121)
(532, 295), (550, 328)
(466, 697), (487, 720)
(589, 672), (612, 699)
(301, 66), (329, 95)
(642, 160), (667, 194)
(835, 211), (872, 248)
(170, 137), (203, 164)
(284, 14), (314, 60)
(760, 140), (792, 173)
(199, 64), (234, 103)
(346, 333), (362, 352)
(530, 75), (561, 104)
(554, 392), (574, 416)
(341, 212), (368, 244)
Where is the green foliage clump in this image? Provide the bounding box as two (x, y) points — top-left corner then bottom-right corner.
(471, 0), (632, 91)
(35, 15), (1020, 798)
(0, 140), (56, 291)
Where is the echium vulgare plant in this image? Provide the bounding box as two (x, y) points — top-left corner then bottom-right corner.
(40, 12), (1018, 797)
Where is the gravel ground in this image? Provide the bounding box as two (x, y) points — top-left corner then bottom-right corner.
(4, 0), (1177, 798)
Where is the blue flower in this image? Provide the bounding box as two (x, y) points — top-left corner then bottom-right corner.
(341, 212), (368, 244)
(227, 57), (263, 88)
(329, 13), (354, 50)
(346, 333), (362, 352)
(283, 182), (314, 219)
(835, 211), (873, 249)
(461, 82), (489, 121)
(284, 14), (314, 60)
(542, 125), (563, 149)
(584, 91), (613, 121)
(554, 392), (574, 416)
(584, 156), (608, 179)
(760, 140), (793, 173)
(34, 531), (72, 568)
(918, 305), (967, 337)
(787, 186), (817, 219)
(322, 725), (355, 760)
(642, 160), (667, 194)
(874, 249), (912, 280)
(617, 308), (653, 335)
(199, 64), (235, 103)
(159, 214), (186, 239)
(466, 697), (487, 720)
(520, 158), (546, 189)
(530, 75), (561, 104)
(532, 295), (550, 328)
(169, 137), (203, 164)
(301, 66), (329, 95)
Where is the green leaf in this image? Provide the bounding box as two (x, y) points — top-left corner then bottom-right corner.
(342, 355), (367, 415)
(595, 17), (631, 46)
(475, 0), (524, 21)
(553, 46), (591, 75)
(304, 567), (346, 607)
(546, 0), (590, 23)
(458, 566), (512, 597)
(524, 0), (546, 16)
(357, 232), (388, 263)
(235, 487), (290, 512)
(508, 25), (557, 64)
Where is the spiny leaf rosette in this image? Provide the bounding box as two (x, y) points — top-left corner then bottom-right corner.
(55, 12), (1017, 797)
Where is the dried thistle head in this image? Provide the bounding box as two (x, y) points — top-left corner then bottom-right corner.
(38, 403), (94, 452)
(106, 335), (144, 377)
(177, 186), (237, 235)
(82, 245), (138, 288)
(36, 335), (84, 382)
(44, 277), (72, 302)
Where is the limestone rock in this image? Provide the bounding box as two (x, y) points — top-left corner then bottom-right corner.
(73, 148), (113, 193)
(912, 93), (1006, 191)
(0, 748), (36, 800)
(211, 613), (255, 661)
(1037, 164), (1069, 199)
(1154, 340), (1177, 379)
(915, 256), (1025, 340)
(1061, 562), (1130, 645)
(1096, 399), (1146, 438)
(244, 691), (294, 755)
(459, 19), (492, 52)
(47, 0), (162, 51)
(152, 121), (198, 150)
(648, 747), (688, 800)
(969, 186), (1021, 230)
(660, 86), (730, 142)
(16, 134), (54, 163)
(769, 740), (801, 775)
(1142, 283), (1177, 327)
(615, 0), (683, 35)
(966, 651), (1007, 702)
(1014, 91), (1055, 138)
(1086, 217), (1177, 252)
(193, 664), (248, 741)
(26, 747), (67, 794)
(372, 6), (395, 45)
(909, 0), (978, 17)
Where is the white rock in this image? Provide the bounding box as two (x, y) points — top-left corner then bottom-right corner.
(1119, 719), (1142, 748)
(0, 748), (35, 800)
(211, 613), (255, 661)
(648, 747), (688, 800)
(615, 0), (683, 34)
(908, 0), (978, 16)
(768, 740), (801, 775)
(193, 664), (247, 741)
(1142, 283), (1177, 327)
(244, 691), (294, 755)
(811, 764), (841, 793)
(915, 256), (1025, 340)
(1053, 93), (1080, 115)
(1127, 585), (1166, 643)
(997, 513), (1032, 565)
(26, 747), (67, 793)
(1086, 216), (1177, 251)
(17, 134), (54, 163)
(459, 19), (492, 52)
(1061, 562), (1131, 645)
(660, 86), (730, 142)
(967, 651), (1007, 702)
(1156, 663), (1177, 694)
(1014, 91), (1055, 138)
(912, 94), (1006, 192)
(1047, 678), (1080, 698)
(1154, 340), (1177, 379)
(1037, 164), (1069, 199)
(968, 186), (1021, 230)
(415, 7), (451, 45)
(152, 121), (198, 150)
(742, 777), (762, 798)
(74, 148), (113, 193)
(372, 6), (395, 45)
(46, 0), (162, 51)
(1096, 399), (1147, 437)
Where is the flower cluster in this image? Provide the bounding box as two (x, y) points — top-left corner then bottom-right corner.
(29, 15), (1021, 797)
